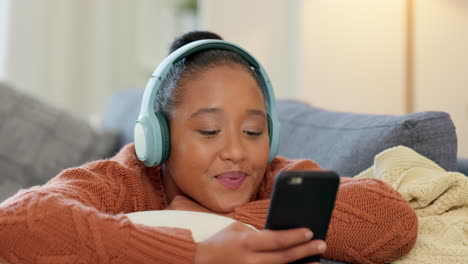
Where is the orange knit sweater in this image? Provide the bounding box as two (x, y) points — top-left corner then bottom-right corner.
(0, 144), (417, 264)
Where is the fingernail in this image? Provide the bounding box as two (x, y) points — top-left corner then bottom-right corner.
(305, 230), (313, 239)
(318, 243), (327, 252)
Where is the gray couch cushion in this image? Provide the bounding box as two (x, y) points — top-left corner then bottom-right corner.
(0, 83), (119, 201)
(101, 89), (142, 147)
(277, 100), (457, 176)
(457, 158), (468, 176)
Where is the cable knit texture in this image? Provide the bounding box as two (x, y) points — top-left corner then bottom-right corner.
(356, 146), (468, 264)
(0, 144), (417, 264)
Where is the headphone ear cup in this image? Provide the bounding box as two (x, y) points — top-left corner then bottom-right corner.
(266, 113), (280, 163)
(267, 114), (273, 147)
(267, 113), (274, 162)
(155, 112), (171, 164)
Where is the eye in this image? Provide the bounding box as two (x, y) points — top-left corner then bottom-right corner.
(244, 131), (263, 136)
(197, 130), (220, 136)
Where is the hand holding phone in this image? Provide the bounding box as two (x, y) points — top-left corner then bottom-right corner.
(265, 171), (340, 263)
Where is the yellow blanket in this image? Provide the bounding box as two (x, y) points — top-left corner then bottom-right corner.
(355, 146), (468, 264)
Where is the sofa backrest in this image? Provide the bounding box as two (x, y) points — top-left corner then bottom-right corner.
(276, 100), (458, 176)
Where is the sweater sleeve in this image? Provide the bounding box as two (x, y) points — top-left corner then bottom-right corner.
(232, 157), (418, 264)
(0, 146), (196, 264)
(233, 199), (270, 230)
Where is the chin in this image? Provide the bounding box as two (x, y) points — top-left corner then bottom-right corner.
(204, 184), (256, 214)
(214, 206), (237, 215)
(214, 196), (251, 214)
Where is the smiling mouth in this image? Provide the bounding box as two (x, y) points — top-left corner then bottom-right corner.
(215, 171), (248, 190)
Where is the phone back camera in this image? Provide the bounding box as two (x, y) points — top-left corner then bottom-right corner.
(288, 177), (303, 185)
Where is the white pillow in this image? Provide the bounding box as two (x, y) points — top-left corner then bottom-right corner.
(126, 210), (257, 242)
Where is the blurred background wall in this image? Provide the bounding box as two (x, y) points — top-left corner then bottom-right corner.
(0, 0), (467, 156)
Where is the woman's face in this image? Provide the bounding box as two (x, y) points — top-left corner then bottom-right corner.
(164, 63), (270, 213)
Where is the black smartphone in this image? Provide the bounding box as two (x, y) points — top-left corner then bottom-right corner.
(265, 170), (340, 264)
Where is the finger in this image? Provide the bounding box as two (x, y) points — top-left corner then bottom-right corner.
(259, 240), (327, 264)
(243, 228), (313, 251)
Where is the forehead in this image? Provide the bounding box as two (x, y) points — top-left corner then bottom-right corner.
(176, 64), (266, 114)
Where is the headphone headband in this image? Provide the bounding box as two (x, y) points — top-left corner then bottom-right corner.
(135, 39), (280, 166)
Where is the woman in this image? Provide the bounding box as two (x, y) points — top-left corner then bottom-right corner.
(0, 31), (417, 264)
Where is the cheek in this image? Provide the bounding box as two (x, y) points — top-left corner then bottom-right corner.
(168, 132), (218, 182)
(171, 135), (217, 165)
(251, 139), (270, 173)
(253, 133), (271, 158)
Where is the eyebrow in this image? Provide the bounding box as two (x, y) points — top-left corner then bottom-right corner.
(189, 108), (267, 120)
(189, 108), (222, 119)
(246, 109), (267, 119)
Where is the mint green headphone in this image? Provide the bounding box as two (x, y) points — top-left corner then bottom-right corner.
(134, 39), (280, 167)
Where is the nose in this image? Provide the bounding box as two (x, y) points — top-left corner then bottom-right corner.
(219, 132), (246, 164)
